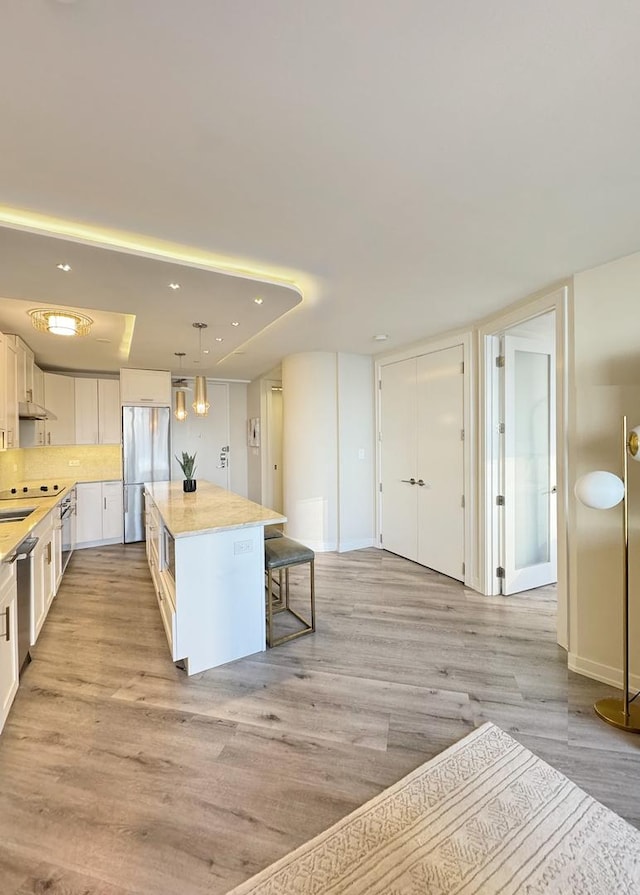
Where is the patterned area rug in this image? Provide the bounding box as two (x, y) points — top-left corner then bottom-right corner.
(226, 722), (640, 894)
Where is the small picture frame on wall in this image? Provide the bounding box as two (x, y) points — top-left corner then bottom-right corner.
(248, 417), (260, 447)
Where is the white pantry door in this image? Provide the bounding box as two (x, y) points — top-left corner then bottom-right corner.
(502, 334), (556, 594)
(416, 346), (464, 581)
(380, 357), (419, 562)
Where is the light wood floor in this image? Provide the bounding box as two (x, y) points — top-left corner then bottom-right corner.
(1, 544), (638, 895)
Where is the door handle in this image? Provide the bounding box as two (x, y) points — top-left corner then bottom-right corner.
(401, 478), (417, 485)
(417, 479), (425, 487)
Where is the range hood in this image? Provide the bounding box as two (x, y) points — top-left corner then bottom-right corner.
(18, 401), (58, 421)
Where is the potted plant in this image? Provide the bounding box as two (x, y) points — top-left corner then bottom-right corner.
(176, 451), (197, 492)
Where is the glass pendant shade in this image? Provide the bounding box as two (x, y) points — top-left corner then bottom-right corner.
(193, 375), (209, 416)
(174, 389), (187, 422)
(574, 470), (624, 509)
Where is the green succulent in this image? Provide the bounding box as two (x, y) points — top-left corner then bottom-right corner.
(175, 451), (197, 479)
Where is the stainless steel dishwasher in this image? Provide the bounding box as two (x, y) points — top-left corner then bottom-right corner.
(5, 536), (38, 675)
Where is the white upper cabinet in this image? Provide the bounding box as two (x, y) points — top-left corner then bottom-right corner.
(15, 336), (35, 404)
(44, 372), (76, 445)
(120, 369), (171, 407)
(0, 330), (7, 437)
(98, 379), (121, 443)
(74, 378), (121, 444)
(5, 338), (18, 449)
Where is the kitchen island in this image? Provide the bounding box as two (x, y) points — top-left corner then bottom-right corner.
(144, 481), (286, 675)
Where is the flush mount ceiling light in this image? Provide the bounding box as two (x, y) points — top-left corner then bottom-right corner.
(29, 308), (93, 337)
(192, 323), (210, 417)
(56, 263), (71, 272)
(173, 352), (188, 422)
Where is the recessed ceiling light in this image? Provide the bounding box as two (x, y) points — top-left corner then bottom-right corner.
(254, 297), (263, 305)
(215, 337), (223, 342)
(203, 349), (210, 355)
(56, 263), (71, 272)
(374, 334), (389, 341)
(231, 321), (240, 327)
(168, 282), (180, 290)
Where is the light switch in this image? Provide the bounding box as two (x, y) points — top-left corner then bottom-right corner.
(358, 448), (365, 460)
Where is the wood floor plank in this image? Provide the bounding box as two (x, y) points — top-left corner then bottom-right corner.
(0, 542), (638, 895)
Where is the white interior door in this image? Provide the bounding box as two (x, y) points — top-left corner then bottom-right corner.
(171, 383), (230, 488)
(502, 334), (556, 593)
(416, 346), (464, 581)
(265, 384), (283, 513)
(380, 358), (418, 562)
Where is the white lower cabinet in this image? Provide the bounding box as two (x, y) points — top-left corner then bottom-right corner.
(76, 481), (124, 548)
(0, 563), (18, 734)
(32, 515), (56, 644)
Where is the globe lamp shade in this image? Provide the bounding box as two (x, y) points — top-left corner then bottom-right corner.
(574, 470), (624, 509)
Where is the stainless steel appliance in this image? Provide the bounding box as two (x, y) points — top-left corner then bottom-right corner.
(123, 406), (171, 543)
(5, 536), (38, 676)
(60, 490), (76, 572)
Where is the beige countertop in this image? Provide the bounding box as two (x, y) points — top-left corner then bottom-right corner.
(0, 479), (76, 562)
(145, 481), (286, 538)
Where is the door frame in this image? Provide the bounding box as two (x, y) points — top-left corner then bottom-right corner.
(375, 331), (475, 589)
(478, 285), (570, 650)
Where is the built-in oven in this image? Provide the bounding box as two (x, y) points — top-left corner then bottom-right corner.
(60, 488), (76, 573)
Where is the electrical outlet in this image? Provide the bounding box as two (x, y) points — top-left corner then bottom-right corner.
(68, 459), (80, 467)
(234, 539), (253, 555)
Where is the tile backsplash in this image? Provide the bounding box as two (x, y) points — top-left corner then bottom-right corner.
(0, 445), (122, 488)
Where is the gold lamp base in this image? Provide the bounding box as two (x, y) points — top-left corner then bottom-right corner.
(594, 698), (640, 733)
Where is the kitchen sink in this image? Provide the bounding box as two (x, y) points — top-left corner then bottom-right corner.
(0, 507), (37, 524)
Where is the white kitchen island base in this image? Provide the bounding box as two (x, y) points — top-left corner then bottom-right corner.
(145, 481), (286, 675)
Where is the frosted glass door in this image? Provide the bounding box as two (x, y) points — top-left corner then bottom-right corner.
(503, 334), (556, 594)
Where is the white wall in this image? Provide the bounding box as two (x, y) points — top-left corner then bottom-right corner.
(282, 352), (339, 550)
(246, 378), (262, 503)
(228, 382), (248, 497)
(337, 353), (375, 551)
(570, 252), (640, 689)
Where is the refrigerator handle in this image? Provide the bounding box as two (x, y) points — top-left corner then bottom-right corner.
(124, 487), (128, 513)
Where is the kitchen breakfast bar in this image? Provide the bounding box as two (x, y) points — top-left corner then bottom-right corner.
(144, 481), (286, 675)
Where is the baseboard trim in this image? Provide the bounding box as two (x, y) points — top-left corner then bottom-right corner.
(337, 538), (375, 554)
(568, 652), (640, 691)
(76, 537), (123, 551)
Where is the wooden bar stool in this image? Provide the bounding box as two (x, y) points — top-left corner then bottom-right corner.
(265, 536), (315, 648)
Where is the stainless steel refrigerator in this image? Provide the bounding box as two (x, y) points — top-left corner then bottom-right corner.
(123, 406), (171, 542)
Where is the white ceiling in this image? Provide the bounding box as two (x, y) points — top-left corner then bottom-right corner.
(1, 0), (640, 379)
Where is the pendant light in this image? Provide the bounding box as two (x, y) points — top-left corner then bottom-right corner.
(173, 352), (188, 422)
(192, 322), (210, 417)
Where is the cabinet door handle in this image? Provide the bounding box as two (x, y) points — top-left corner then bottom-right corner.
(104, 497), (107, 510)
(3, 606), (10, 641)
(47, 432), (51, 445)
(47, 541), (52, 565)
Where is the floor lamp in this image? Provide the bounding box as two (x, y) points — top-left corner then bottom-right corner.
(574, 415), (640, 733)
